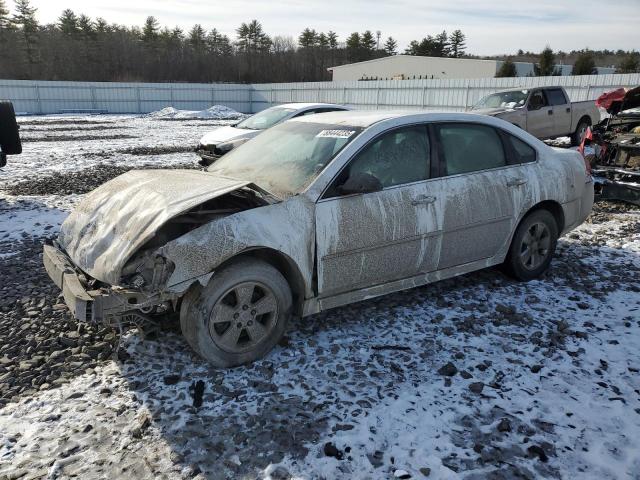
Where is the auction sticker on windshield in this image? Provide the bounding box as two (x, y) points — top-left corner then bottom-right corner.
(316, 130), (356, 139)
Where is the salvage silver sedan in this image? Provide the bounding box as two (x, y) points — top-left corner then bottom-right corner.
(44, 111), (594, 367)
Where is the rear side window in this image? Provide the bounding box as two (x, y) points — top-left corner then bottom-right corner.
(546, 89), (568, 106)
(505, 134), (537, 164)
(437, 123), (506, 175)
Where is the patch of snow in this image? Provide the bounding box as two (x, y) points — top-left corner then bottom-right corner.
(146, 105), (244, 120)
(0, 196), (68, 242)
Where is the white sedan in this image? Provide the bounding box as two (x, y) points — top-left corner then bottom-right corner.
(195, 102), (350, 166)
(45, 110), (594, 367)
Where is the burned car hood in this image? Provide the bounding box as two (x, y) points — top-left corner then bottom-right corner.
(58, 169), (253, 285)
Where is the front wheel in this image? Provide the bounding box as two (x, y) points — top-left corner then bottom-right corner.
(571, 119), (590, 146)
(180, 258), (292, 367)
(504, 210), (558, 281)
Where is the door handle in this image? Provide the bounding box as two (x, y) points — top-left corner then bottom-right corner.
(506, 178), (527, 187)
(566, 107), (571, 113)
(547, 109), (553, 115)
(411, 195), (436, 206)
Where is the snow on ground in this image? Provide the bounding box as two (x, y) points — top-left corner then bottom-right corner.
(0, 114), (639, 480)
(3, 109), (243, 183)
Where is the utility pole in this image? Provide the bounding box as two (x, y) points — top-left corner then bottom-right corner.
(376, 30), (381, 50)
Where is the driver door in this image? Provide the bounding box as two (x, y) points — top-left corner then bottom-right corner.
(527, 89), (554, 139)
(315, 125), (443, 298)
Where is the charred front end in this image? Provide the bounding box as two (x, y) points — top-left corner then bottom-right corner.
(43, 169), (272, 327)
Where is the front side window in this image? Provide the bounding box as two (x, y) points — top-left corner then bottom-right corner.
(235, 106), (296, 130)
(546, 89), (568, 106)
(472, 90), (528, 110)
(346, 125), (430, 190)
(528, 91), (548, 109)
(208, 121), (362, 198)
(438, 123), (506, 175)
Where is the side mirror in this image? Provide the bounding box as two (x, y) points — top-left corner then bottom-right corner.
(338, 172), (383, 195)
(528, 100), (541, 111)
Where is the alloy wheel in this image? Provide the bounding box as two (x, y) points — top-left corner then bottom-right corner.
(208, 281), (278, 354)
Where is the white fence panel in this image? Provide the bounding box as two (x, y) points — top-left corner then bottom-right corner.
(1, 74), (639, 115)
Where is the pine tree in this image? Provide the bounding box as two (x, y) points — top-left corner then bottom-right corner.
(448, 30), (466, 58)
(0, 0), (10, 30)
(236, 20), (270, 54)
(188, 24), (206, 50)
(435, 30), (449, 57)
(536, 46), (556, 76)
(383, 36), (397, 55)
(11, 0), (39, 70)
(572, 50), (596, 75)
(327, 31), (338, 50)
(12, 0), (38, 33)
(496, 58), (517, 77)
(360, 30), (376, 56)
(346, 32), (360, 61)
(58, 9), (78, 36)
(317, 32), (328, 49)
(95, 17), (108, 33)
(142, 16), (159, 43)
(207, 28), (232, 56)
(78, 14), (94, 38)
(298, 28), (317, 48)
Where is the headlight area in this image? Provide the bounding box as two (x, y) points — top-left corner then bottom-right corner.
(43, 242), (178, 333)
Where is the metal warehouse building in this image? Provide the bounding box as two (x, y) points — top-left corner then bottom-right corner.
(328, 55), (616, 81)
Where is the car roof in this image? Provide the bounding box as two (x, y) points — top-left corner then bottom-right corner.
(288, 109), (550, 131)
(289, 109), (407, 127)
(275, 102), (349, 110)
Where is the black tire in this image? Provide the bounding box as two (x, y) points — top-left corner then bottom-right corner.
(571, 118), (590, 146)
(504, 209), (559, 281)
(0, 101), (22, 155)
(180, 258), (292, 367)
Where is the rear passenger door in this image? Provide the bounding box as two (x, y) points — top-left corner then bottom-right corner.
(434, 123), (518, 270)
(546, 88), (572, 136)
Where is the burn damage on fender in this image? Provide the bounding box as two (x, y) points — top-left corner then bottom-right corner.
(588, 86), (640, 206)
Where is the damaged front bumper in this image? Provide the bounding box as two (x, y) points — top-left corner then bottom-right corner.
(43, 243), (163, 324)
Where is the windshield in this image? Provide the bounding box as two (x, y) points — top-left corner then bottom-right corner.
(208, 121), (363, 198)
(472, 90), (529, 110)
(235, 106), (296, 130)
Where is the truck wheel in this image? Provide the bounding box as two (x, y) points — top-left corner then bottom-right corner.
(504, 209), (558, 281)
(0, 101), (22, 155)
(180, 258), (292, 367)
(571, 119), (590, 146)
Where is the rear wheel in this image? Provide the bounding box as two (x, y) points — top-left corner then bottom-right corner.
(504, 210), (558, 281)
(0, 101), (22, 155)
(180, 258), (292, 367)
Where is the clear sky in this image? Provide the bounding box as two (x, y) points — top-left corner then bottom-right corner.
(14, 0), (640, 56)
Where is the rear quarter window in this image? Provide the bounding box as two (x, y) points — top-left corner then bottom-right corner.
(546, 89), (568, 106)
(505, 134), (537, 164)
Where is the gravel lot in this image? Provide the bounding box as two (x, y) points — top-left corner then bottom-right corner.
(0, 113), (639, 480)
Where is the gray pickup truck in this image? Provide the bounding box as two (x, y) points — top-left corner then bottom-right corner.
(470, 86), (600, 145)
